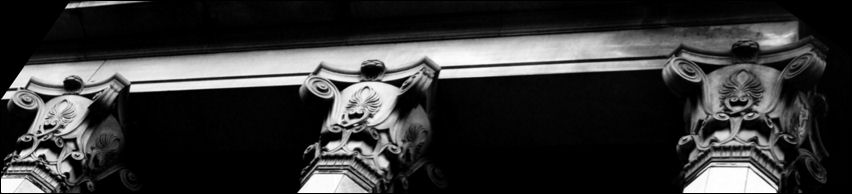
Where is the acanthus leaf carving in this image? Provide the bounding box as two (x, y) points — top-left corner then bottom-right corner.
(341, 86), (382, 127)
(719, 69), (764, 114)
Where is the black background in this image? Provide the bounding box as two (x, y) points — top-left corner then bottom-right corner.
(1, 1), (850, 193)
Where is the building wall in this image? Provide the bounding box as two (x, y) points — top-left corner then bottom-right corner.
(2, 1), (850, 193)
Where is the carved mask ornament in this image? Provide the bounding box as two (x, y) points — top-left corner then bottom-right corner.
(2, 75), (140, 193)
(299, 58), (446, 192)
(663, 38), (829, 193)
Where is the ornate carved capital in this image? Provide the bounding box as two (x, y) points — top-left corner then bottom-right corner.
(663, 37), (829, 193)
(2, 74), (140, 193)
(299, 58), (444, 193)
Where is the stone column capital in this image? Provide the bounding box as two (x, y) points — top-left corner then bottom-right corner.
(663, 37), (829, 193)
(299, 57), (445, 193)
(2, 74), (140, 193)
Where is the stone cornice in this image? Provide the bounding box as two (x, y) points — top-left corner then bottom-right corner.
(670, 37), (827, 67)
(5, 21), (798, 98)
(28, 2), (795, 65)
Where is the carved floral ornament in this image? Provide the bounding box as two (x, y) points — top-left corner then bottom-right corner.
(662, 37), (829, 193)
(299, 58), (445, 192)
(2, 74), (140, 193)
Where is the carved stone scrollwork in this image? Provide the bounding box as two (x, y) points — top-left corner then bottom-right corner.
(298, 58), (444, 193)
(2, 74), (140, 193)
(663, 37), (829, 193)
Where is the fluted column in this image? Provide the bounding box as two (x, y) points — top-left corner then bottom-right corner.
(662, 38), (829, 193)
(298, 58), (447, 193)
(2, 74), (140, 193)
